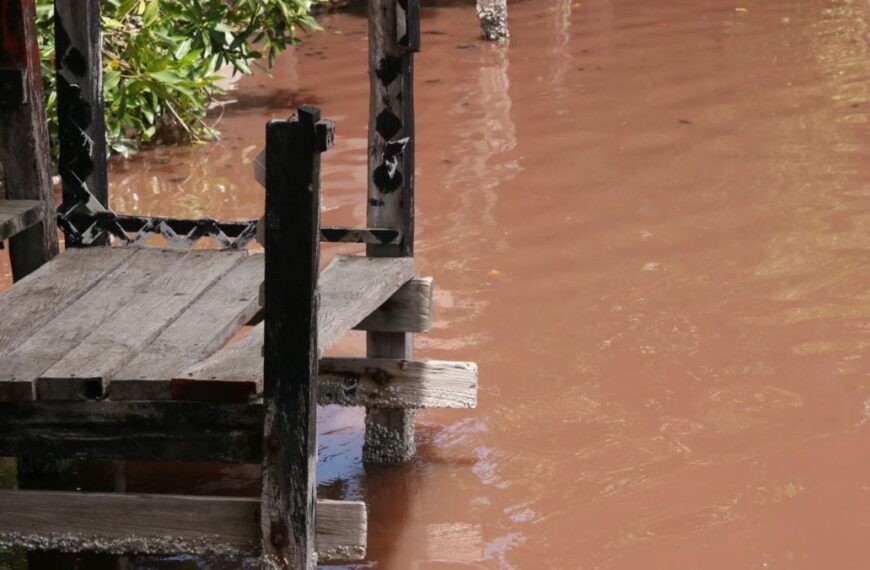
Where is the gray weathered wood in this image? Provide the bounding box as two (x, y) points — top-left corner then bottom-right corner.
(96, 356), (477, 406)
(36, 250), (246, 400)
(0, 0), (60, 279)
(0, 247), (134, 356)
(354, 276), (432, 333)
(0, 199), (43, 241)
(365, 0), (419, 464)
(54, 0), (109, 226)
(177, 255), (415, 387)
(260, 109), (321, 569)
(0, 248), (185, 400)
(0, 491), (366, 560)
(320, 357), (478, 409)
(108, 253), (264, 401)
(0, 400), (264, 463)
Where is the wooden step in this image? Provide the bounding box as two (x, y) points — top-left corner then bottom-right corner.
(0, 199), (44, 241)
(0, 490), (366, 560)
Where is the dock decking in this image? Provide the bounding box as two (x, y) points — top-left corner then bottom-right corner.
(0, 248), (476, 408)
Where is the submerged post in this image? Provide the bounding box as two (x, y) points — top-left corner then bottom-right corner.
(0, 0), (59, 279)
(54, 0), (109, 246)
(365, 0), (421, 464)
(477, 0), (510, 41)
(262, 105), (334, 569)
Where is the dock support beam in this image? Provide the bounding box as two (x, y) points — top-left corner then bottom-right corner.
(477, 0), (510, 41)
(364, 0), (421, 464)
(262, 106), (333, 569)
(0, 0), (59, 279)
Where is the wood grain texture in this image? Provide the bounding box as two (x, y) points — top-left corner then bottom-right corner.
(108, 253), (264, 400)
(354, 277), (432, 333)
(97, 356), (477, 407)
(0, 0), (60, 279)
(260, 110), (320, 569)
(365, 0), (419, 463)
(36, 250), (245, 400)
(177, 254), (415, 391)
(0, 199), (44, 241)
(54, 0), (108, 214)
(0, 248), (133, 354)
(0, 400), (264, 463)
(0, 248), (184, 400)
(0, 491), (366, 560)
(320, 357), (478, 408)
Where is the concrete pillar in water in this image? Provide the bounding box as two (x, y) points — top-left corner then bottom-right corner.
(477, 0), (509, 41)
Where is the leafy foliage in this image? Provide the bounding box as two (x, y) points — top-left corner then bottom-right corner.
(35, 0), (320, 156)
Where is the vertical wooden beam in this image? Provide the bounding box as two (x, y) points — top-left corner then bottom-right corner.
(365, 0), (421, 464)
(0, 0), (59, 279)
(54, 0), (108, 246)
(262, 105), (333, 569)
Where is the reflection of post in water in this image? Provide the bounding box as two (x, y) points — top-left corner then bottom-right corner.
(547, 0), (573, 95)
(444, 43), (517, 236)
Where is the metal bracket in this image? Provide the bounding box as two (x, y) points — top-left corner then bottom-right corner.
(0, 68), (27, 106)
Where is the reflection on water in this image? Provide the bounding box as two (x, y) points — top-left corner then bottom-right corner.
(3, 0), (870, 567)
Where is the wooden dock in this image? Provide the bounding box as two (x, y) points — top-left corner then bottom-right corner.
(0, 0), (476, 567)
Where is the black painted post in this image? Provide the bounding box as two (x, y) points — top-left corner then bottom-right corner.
(54, 0), (109, 247)
(364, 0), (421, 464)
(0, 0), (59, 279)
(261, 105), (334, 569)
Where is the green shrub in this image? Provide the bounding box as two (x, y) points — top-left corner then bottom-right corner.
(36, 0), (321, 156)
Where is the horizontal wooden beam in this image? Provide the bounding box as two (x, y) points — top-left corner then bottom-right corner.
(0, 491), (366, 560)
(354, 277), (433, 333)
(0, 400), (263, 463)
(319, 357), (477, 409)
(167, 356), (477, 405)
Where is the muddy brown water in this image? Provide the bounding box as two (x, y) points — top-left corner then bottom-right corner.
(3, 0), (870, 567)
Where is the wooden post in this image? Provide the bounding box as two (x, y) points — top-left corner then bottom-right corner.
(261, 106), (333, 569)
(54, 0), (109, 246)
(0, 0), (59, 279)
(364, 0), (421, 464)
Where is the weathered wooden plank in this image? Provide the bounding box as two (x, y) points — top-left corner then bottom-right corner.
(0, 248), (133, 356)
(0, 248), (185, 400)
(108, 254), (264, 401)
(37, 249), (246, 400)
(0, 491), (366, 560)
(0, 199), (43, 241)
(320, 357), (478, 408)
(101, 356), (477, 406)
(0, 0), (59, 279)
(0, 400), (264, 463)
(354, 276), (432, 333)
(364, 0), (420, 464)
(177, 254), (415, 391)
(316, 499), (367, 561)
(260, 108), (323, 569)
(54, 0), (109, 247)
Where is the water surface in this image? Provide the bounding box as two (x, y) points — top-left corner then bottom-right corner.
(3, 0), (870, 568)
